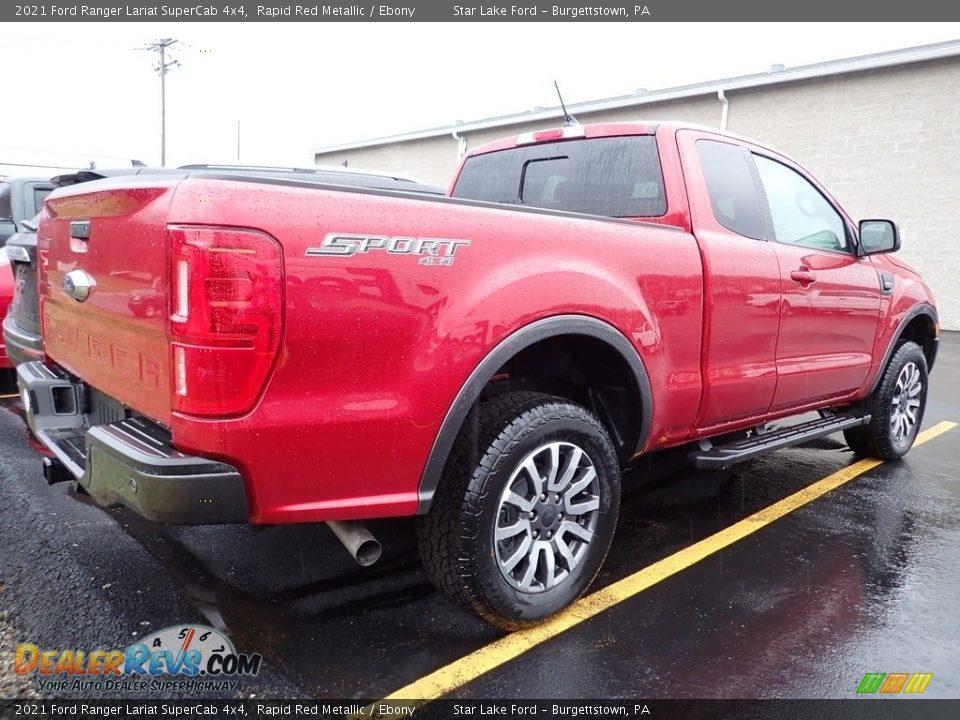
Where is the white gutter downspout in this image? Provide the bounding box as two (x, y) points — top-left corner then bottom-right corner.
(718, 90), (729, 131)
(452, 130), (467, 160)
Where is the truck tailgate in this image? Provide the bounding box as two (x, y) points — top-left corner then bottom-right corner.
(41, 181), (176, 424)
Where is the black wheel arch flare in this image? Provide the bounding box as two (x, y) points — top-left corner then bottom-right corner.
(416, 314), (653, 515)
(868, 302), (939, 396)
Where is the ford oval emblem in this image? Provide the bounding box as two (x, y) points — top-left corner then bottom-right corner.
(63, 269), (96, 302)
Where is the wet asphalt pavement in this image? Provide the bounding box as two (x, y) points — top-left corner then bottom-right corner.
(1, 335), (959, 702)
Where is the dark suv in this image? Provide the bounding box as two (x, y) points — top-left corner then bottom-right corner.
(2, 165), (443, 366)
(0, 176), (54, 246)
(2, 177), (54, 373)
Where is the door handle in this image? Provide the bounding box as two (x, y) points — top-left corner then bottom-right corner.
(790, 269), (817, 285)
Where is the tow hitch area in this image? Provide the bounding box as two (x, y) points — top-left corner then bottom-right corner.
(42, 456), (71, 485)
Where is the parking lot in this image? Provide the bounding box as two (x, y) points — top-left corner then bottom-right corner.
(1, 334), (958, 703)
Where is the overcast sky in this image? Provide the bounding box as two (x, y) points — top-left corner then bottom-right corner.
(1, 22), (957, 175)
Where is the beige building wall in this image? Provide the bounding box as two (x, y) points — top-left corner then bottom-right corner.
(316, 135), (458, 188)
(724, 58), (960, 332)
(316, 56), (960, 329)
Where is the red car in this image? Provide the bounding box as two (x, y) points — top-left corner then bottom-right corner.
(0, 247), (15, 369)
(18, 122), (938, 628)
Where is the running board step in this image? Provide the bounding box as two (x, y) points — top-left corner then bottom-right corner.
(690, 412), (871, 470)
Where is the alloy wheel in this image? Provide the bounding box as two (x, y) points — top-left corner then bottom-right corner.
(890, 361), (923, 442)
(494, 441), (601, 593)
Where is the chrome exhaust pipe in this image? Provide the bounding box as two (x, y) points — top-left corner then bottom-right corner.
(326, 520), (382, 567)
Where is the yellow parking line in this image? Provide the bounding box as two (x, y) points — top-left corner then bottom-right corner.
(0, 393), (19, 399)
(378, 420), (958, 707)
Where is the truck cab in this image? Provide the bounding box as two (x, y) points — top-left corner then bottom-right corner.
(450, 122), (937, 439)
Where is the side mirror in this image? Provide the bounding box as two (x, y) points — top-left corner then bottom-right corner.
(859, 219), (900, 255)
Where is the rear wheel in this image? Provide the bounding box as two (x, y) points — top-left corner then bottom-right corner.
(844, 341), (928, 461)
(417, 392), (621, 630)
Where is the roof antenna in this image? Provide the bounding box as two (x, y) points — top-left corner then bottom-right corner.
(554, 81), (579, 127)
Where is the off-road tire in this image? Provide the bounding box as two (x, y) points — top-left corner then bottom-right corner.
(417, 392), (621, 631)
(843, 341), (928, 461)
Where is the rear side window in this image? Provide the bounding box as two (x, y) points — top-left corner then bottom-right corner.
(0, 183), (12, 222)
(452, 136), (666, 218)
(32, 187), (51, 216)
(696, 140), (766, 240)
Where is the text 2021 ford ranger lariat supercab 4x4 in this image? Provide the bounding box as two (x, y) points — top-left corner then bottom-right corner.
(19, 122), (939, 629)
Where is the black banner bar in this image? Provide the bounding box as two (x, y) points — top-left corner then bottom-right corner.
(4, 0), (960, 22)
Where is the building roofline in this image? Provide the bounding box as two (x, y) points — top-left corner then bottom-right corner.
(312, 39), (960, 155)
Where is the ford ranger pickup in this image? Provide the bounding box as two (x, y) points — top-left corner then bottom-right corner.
(18, 122), (939, 629)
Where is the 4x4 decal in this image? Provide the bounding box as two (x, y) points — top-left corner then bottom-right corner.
(306, 233), (470, 266)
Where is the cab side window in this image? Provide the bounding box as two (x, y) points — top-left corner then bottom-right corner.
(753, 155), (848, 252)
(696, 140), (767, 240)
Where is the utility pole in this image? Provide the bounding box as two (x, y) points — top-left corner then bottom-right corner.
(142, 38), (181, 165)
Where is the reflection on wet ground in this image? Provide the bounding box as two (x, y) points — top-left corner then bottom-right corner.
(0, 334), (958, 699)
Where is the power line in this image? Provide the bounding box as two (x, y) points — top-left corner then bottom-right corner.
(0, 161), (90, 171)
(141, 38), (181, 166)
(0, 145), (136, 162)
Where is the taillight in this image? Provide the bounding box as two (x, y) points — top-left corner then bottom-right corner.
(167, 225), (283, 417)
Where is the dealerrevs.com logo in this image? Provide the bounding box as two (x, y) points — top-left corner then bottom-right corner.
(14, 624), (262, 694)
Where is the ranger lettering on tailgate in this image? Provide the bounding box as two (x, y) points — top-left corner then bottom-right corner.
(44, 311), (161, 389)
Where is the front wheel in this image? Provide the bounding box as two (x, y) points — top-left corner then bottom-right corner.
(417, 392), (621, 630)
(844, 340), (928, 461)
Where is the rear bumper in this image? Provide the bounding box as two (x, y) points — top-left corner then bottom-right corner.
(17, 361), (250, 524)
(2, 314), (43, 367)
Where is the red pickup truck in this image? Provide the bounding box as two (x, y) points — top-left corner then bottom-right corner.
(18, 122), (938, 629)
